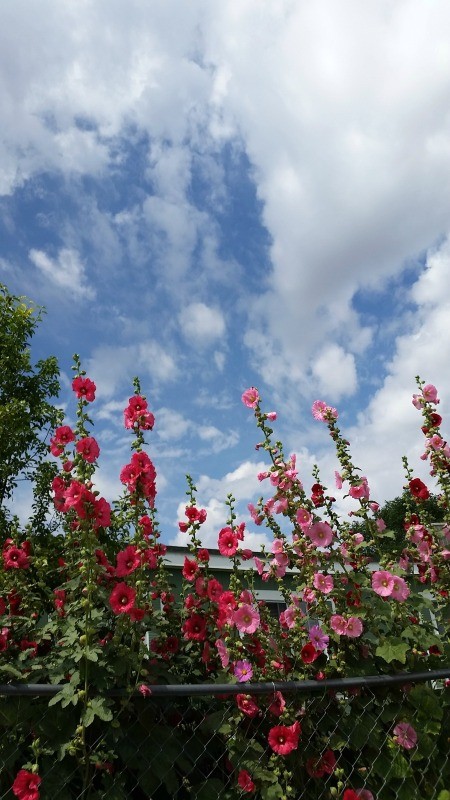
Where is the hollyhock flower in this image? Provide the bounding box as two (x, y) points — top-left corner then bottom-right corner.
(182, 614), (207, 641)
(349, 478), (370, 499)
(197, 548), (210, 563)
(313, 572), (334, 594)
(409, 478), (430, 500)
(138, 684), (152, 697)
(12, 769), (41, 800)
(268, 691), (286, 716)
(345, 617), (363, 638)
(234, 659), (253, 682)
(307, 521), (334, 548)
(312, 400), (338, 421)
(241, 387), (260, 408)
(306, 749), (337, 778)
(236, 694), (260, 718)
(303, 588), (317, 604)
(75, 436), (100, 463)
(280, 605), (298, 629)
(353, 533), (364, 545)
(376, 518), (386, 532)
(215, 639), (230, 667)
(343, 791), (359, 800)
(50, 425), (75, 455)
(301, 643), (319, 663)
(93, 496), (111, 529)
(309, 625), (329, 651)
(393, 721), (417, 749)
(356, 790), (374, 800)
(335, 471), (343, 489)
(116, 546), (141, 577)
(372, 570), (395, 597)
(207, 578), (223, 602)
(3, 545), (30, 570)
(237, 769), (256, 793)
(422, 383), (439, 403)
(234, 604), (260, 634)
(296, 507), (312, 527)
(330, 615), (348, 635)
(182, 557), (199, 582)
(268, 721), (301, 755)
(390, 576), (410, 602)
(218, 527), (239, 556)
(72, 376), (96, 402)
(266, 411), (277, 421)
(109, 582), (136, 615)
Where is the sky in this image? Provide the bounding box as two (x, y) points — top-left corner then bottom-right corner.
(1, 0), (450, 549)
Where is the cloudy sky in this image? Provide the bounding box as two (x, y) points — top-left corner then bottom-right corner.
(2, 0), (450, 548)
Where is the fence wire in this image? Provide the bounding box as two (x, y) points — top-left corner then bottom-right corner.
(1, 669), (450, 800)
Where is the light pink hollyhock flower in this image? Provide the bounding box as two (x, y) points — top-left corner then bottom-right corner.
(372, 571), (394, 597)
(376, 518), (386, 532)
(330, 615), (348, 635)
(348, 478), (370, 500)
(335, 471), (343, 489)
(241, 387), (260, 409)
(353, 533), (364, 545)
(345, 617), (363, 638)
(390, 576), (410, 602)
(234, 604), (260, 634)
(303, 588), (316, 604)
(271, 539), (284, 554)
(307, 521), (334, 548)
(266, 411), (277, 421)
(369, 501), (379, 512)
(254, 557), (265, 576)
(393, 722), (418, 749)
(296, 507), (312, 528)
(313, 572), (334, 594)
(239, 589), (254, 604)
(309, 625), (329, 651)
(412, 393), (423, 409)
(422, 384), (439, 404)
(280, 605), (297, 629)
(312, 400), (338, 421)
(427, 434), (444, 450)
(215, 639), (230, 668)
(234, 659), (253, 682)
(274, 498), (288, 514)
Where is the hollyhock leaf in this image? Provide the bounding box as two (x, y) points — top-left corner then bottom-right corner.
(409, 686), (443, 720)
(437, 792), (450, 800)
(261, 782), (284, 800)
(375, 641), (409, 664)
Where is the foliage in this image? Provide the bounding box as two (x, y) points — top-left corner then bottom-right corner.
(0, 342), (450, 799)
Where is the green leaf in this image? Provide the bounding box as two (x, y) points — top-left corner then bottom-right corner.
(375, 640), (409, 664)
(437, 791), (450, 800)
(261, 782), (285, 800)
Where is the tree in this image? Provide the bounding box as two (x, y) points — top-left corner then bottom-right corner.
(0, 284), (61, 529)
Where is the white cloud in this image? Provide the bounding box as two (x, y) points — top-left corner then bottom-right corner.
(87, 340), (178, 398)
(179, 302), (226, 347)
(311, 344), (357, 399)
(29, 247), (94, 299)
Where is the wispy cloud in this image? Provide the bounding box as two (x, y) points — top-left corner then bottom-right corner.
(29, 247), (94, 299)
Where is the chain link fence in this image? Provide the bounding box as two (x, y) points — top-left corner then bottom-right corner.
(1, 669), (450, 799)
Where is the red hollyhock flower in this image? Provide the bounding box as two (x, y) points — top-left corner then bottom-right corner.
(12, 769), (41, 800)
(182, 557), (199, 581)
(237, 769), (256, 793)
(75, 436), (100, 463)
(236, 694), (260, 718)
(218, 527), (239, 556)
(268, 721), (301, 755)
(182, 613), (207, 641)
(72, 376), (96, 402)
(409, 478), (430, 500)
(343, 791), (359, 800)
(109, 582), (136, 615)
(3, 545), (30, 570)
(116, 546), (141, 577)
(301, 643), (319, 664)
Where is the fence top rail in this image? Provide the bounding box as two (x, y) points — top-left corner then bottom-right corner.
(1, 668), (450, 697)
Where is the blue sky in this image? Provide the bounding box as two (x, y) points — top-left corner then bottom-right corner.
(1, 1), (450, 548)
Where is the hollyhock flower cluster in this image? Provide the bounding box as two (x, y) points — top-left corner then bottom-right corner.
(312, 400), (338, 421)
(178, 505), (207, 532)
(52, 476), (111, 529)
(123, 395), (155, 431)
(120, 451), (156, 505)
(330, 615), (363, 638)
(372, 571), (410, 601)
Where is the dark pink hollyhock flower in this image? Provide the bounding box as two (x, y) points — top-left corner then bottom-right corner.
(236, 694), (260, 718)
(218, 527), (239, 556)
(72, 376), (96, 402)
(116, 545), (141, 577)
(3, 545), (30, 570)
(237, 769), (256, 793)
(12, 769), (41, 800)
(109, 582), (136, 615)
(75, 436), (100, 463)
(268, 721), (301, 755)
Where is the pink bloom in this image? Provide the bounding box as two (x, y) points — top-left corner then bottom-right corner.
(312, 400), (338, 421)
(345, 617), (363, 638)
(234, 604), (260, 634)
(330, 615), (348, 635)
(241, 387), (260, 409)
(218, 527), (239, 556)
(237, 769), (256, 793)
(309, 625), (329, 651)
(268, 721), (301, 755)
(138, 684), (152, 697)
(353, 533), (364, 544)
(3, 545), (30, 570)
(348, 478), (370, 500)
(280, 605), (297, 629)
(335, 471), (343, 489)
(307, 521), (334, 548)
(50, 425), (75, 456)
(376, 518), (386, 532)
(72, 376), (96, 402)
(109, 582), (136, 615)
(75, 436), (100, 463)
(12, 770), (41, 800)
(422, 384), (439, 403)
(266, 411), (277, 421)
(390, 576), (410, 602)
(393, 721), (417, 749)
(313, 572), (334, 594)
(296, 507), (312, 527)
(234, 659), (253, 682)
(372, 571), (395, 597)
(215, 638), (230, 667)
(303, 588), (317, 604)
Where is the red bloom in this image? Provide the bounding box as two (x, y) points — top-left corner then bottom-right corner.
(50, 425), (75, 456)
(207, 578), (223, 602)
(182, 557), (199, 581)
(343, 791), (359, 800)
(301, 643), (319, 664)
(109, 582), (136, 615)
(75, 436), (100, 463)
(306, 750), (336, 778)
(116, 546), (141, 577)
(12, 769), (41, 800)
(182, 613), (207, 641)
(268, 721), (301, 755)
(3, 544), (30, 570)
(72, 376), (96, 402)
(236, 694), (260, 718)
(237, 769), (256, 793)
(218, 527), (239, 556)
(409, 478), (430, 500)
